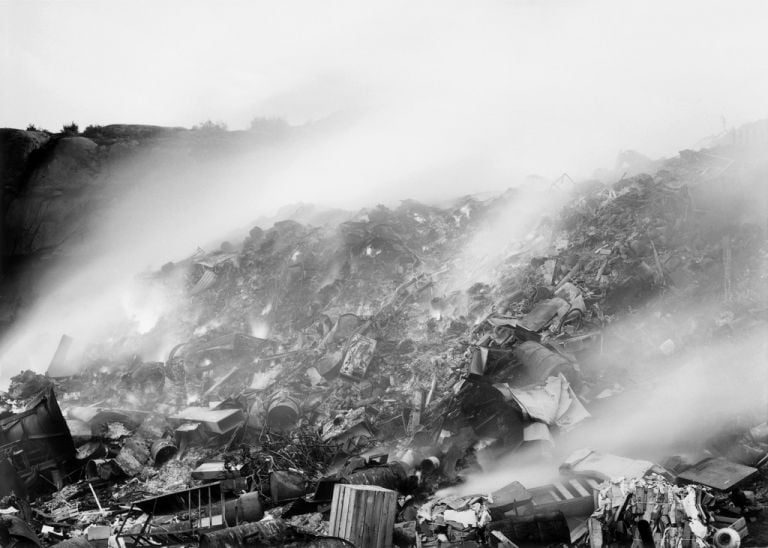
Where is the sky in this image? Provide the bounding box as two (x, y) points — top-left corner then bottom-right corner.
(2, 0), (768, 174)
(1, 0), (768, 385)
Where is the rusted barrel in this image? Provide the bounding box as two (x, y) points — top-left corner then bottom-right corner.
(222, 492), (264, 525)
(419, 456), (441, 474)
(266, 393), (300, 430)
(150, 438), (177, 466)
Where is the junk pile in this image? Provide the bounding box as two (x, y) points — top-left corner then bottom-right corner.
(1, 138), (767, 547)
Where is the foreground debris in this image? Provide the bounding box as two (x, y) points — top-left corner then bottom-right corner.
(1, 136), (768, 547)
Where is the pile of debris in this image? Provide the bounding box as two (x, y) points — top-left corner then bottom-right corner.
(1, 141), (767, 547)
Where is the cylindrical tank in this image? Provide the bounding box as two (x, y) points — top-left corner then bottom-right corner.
(223, 492), (264, 525)
(419, 456), (441, 474)
(266, 393), (300, 430)
(150, 439), (177, 466)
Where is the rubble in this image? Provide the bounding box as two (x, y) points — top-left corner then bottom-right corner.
(1, 139), (767, 547)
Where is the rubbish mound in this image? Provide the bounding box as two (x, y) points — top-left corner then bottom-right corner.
(1, 136), (767, 547)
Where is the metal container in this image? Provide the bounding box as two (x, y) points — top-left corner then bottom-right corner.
(419, 456), (441, 474)
(266, 394), (300, 430)
(0, 388), (76, 467)
(223, 492), (264, 524)
(150, 438), (177, 466)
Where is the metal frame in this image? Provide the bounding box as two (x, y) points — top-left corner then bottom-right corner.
(116, 482), (230, 546)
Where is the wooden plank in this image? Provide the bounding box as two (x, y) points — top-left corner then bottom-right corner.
(328, 484), (337, 533)
(363, 493), (384, 546)
(369, 488), (383, 548)
(586, 479), (602, 491)
(553, 482), (573, 500)
(546, 489), (563, 502)
(570, 479), (590, 497)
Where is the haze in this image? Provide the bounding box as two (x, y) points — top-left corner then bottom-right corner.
(1, 0), (768, 385)
(3, 0), (768, 173)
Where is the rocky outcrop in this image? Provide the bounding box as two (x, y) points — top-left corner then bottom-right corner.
(0, 123), (303, 330)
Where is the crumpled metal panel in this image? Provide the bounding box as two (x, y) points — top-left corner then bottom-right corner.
(0, 387), (76, 467)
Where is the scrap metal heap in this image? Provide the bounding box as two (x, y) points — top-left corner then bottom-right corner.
(1, 142), (767, 547)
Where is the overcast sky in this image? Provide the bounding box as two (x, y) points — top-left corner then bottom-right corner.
(2, 0), (768, 173)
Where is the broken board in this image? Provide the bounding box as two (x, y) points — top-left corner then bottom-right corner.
(677, 458), (757, 491)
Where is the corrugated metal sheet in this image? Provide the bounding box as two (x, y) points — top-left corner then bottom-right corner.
(190, 269), (217, 295)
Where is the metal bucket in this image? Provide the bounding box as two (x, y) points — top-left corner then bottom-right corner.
(150, 438), (178, 466)
(419, 456), (441, 474)
(223, 492), (264, 524)
(266, 394), (300, 430)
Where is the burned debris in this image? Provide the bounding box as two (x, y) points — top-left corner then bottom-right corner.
(1, 142), (767, 548)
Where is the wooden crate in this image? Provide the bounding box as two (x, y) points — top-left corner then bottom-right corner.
(328, 484), (397, 548)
